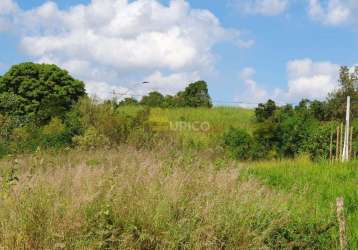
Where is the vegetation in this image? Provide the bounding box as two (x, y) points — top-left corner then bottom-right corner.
(0, 146), (356, 249)
(245, 158), (358, 249)
(140, 80), (212, 108)
(0, 62), (357, 249)
(0, 62), (86, 124)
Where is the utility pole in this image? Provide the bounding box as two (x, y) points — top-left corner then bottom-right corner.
(342, 96), (351, 162)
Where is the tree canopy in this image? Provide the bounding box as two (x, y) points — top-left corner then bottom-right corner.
(328, 66), (358, 120)
(139, 80), (212, 108)
(0, 62), (86, 123)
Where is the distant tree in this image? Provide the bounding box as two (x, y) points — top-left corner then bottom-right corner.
(178, 81), (212, 108)
(0, 62), (86, 123)
(162, 95), (177, 108)
(255, 99), (277, 122)
(119, 97), (139, 106)
(295, 99), (310, 112)
(328, 66), (358, 119)
(310, 100), (331, 121)
(140, 91), (165, 107)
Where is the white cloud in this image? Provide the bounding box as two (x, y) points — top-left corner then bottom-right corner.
(308, 0), (351, 26)
(230, 0), (288, 16)
(143, 71), (200, 95)
(0, 0), (252, 99)
(236, 59), (340, 106)
(0, 0), (18, 15)
(0, 0), (18, 31)
(235, 67), (269, 107)
(284, 59), (339, 101)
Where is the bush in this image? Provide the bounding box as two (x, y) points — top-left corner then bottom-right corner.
(42, 117), (65, 136)
(223, 127), (253, 160)
(73, 127), (110, 150)
(301, 122), (337, 160)
(70, 98), (151, 149)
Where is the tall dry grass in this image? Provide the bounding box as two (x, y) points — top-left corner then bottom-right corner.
(0, 146), (342, 249)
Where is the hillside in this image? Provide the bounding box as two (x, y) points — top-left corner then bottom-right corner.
(148, 107), (254, 148)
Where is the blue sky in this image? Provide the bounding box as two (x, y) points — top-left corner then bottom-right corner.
(1, 0), (358, 105)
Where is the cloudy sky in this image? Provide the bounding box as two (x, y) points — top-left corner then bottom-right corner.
(0, 0), (357, 105)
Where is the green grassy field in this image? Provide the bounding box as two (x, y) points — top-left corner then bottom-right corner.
(245, 157), (358, 249)
(149, 107), (254, 148)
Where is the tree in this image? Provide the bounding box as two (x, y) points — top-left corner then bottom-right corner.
(178, 81), (212, 108)
(140, 91), (165, 107)
(255, 99), (277, 122)
(328, 66), (358, 120)
(0, 62), (86, 123)
(310, 100), (331, 121)
(118, 97), (139, 106)
(162, 95), (177, 108)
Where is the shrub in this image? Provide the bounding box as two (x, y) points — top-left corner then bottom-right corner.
(74, 98), (151, 147)
(301, 122), (337, 160)
(10, 127), (31, 142)
(223, 127), (253, 160)
(73, 127), (110, 150)
(42, 117), (65, 136)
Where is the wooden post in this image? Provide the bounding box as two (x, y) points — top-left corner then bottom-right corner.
(336, 197), (348, 250)
(349, 127), (353, 160)
(340, 123), (343, 161)
(336, 126), (340, 162)
(342, 96), (351, 162)
(330, 130), (333, 163)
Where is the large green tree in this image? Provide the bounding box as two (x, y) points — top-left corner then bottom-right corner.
(0, 62), (86, 123)
(177, 81), (212, 108)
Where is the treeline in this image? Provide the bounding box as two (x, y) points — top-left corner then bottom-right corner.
(0, 62), (212, 156)
(0, 62), (357, 161)
(223, 66), (358, 160)
(112, 80), (212, 108)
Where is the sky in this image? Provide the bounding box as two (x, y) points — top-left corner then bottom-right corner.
(1, 0), (358, 106)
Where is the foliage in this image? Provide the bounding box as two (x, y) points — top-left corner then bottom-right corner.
(118, 97), (139, 106)
(301, 123), (337, 160)
(42, 117), (66, 136)
(73, 97), (150, 148)
(251, 98), (349, 160)
(328, 66), (358, 120)
(140, 91), (165, 107)
(176, 80), (212, 108)
(73, 126), (110, 150)
(139, 81), (212, 108)
(223, 127), (253, 160)
(0, 62), (86, 123)
(255, 99), (277, 122)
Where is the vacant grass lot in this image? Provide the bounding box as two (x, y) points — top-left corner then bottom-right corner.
(0, 146), (355, 249)
(149, 107), (254, 148)
(245, 158), (358, 249)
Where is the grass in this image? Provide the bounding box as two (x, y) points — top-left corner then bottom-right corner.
(149, 107), (254, 148)
(0, 146), (355, 249)
(245, 157), (358, 249)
